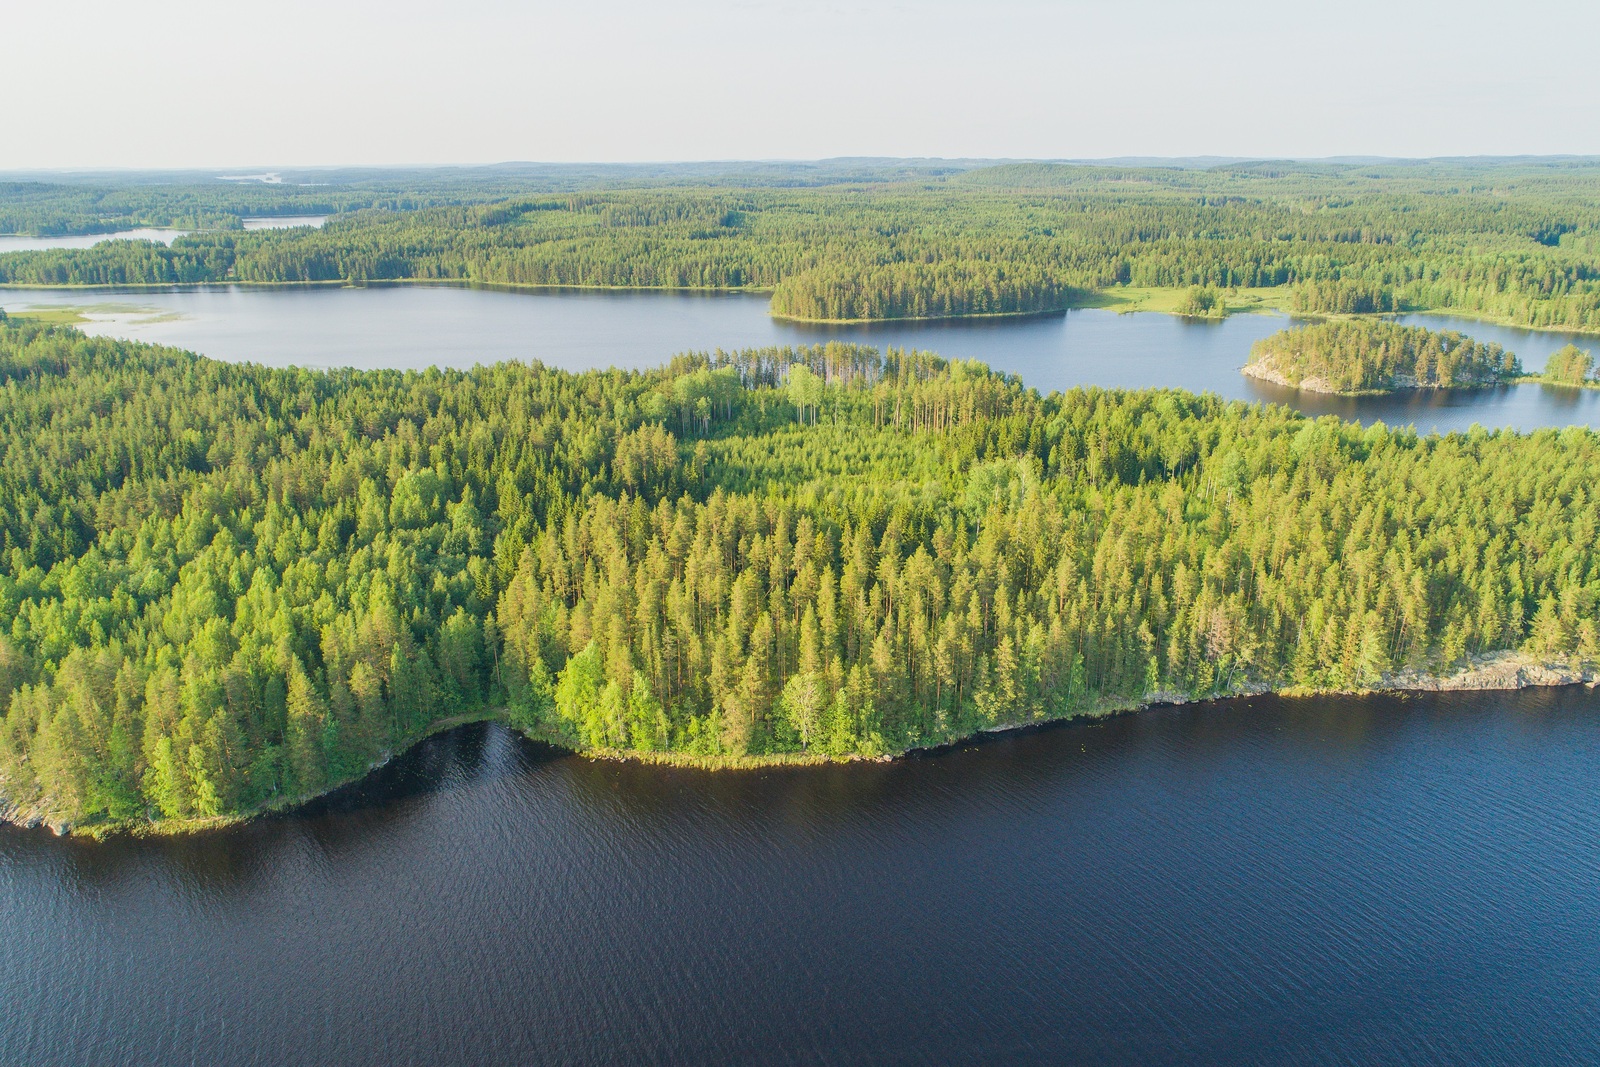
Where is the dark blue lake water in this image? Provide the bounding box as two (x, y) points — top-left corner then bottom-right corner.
(4, 687), (1600, 1065)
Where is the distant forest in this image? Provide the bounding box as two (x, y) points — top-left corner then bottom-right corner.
(2, 320), (1598, 829)
(3, 159), (1600, 329)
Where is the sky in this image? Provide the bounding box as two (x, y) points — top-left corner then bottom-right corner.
(6, 0), (1598, 169)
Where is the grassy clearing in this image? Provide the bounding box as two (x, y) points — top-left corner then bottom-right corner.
(1, 302), (183, 328)
(1078, 286), (1297, 317)
(2, 305), (91, 326)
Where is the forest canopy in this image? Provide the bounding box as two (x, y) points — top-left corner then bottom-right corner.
(1542, 343), (1597, 386)
(0, 321), (1597, 831)
(4, 159), (1600, 329)
(1244, 321), (1522, 394)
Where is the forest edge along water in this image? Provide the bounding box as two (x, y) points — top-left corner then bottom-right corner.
(5, 161), (1600, 1063)
(8, 684), (1600, 1066)
(7, 651), (1596, 839)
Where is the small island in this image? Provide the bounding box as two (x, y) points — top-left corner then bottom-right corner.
(1542, 343), (1598, 387)
(1243, 320), (1522, 395)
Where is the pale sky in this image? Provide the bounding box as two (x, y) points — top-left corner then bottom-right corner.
(6, 0), (1597, 169)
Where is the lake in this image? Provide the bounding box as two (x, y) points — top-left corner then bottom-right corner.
(0, 228), (189, 253)
(241, 215), (329, 230)
(4, 685), (1600, 1065)
(0, 215), (325, 253)
(0, 283), (1596, 433)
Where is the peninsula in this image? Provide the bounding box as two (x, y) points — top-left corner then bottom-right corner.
(2, 320), (1598, 834)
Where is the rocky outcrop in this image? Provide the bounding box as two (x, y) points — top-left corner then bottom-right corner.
(1241, 356), (1338, 393)
(1242, 353), (1505, 396)
(0, 797), (52, 833)
(1, 772), (72, 834)
(1381, 651), (1598, 692)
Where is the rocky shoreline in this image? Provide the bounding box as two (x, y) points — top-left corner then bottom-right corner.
(1240, 356), (1338, 393)
(975, 651), (1598, 744)
(1379, 650), (1599, 692)
(0, 795), (54, 835)
(1241, 354), (1507, 396)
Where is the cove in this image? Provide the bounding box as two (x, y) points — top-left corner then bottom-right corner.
(1, 284), (1597, 434)
(4, 685), (1600, 1064)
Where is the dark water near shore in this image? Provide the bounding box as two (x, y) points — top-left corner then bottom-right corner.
(5, 686), (1600, 1065)
(1, 284), (1596, 433)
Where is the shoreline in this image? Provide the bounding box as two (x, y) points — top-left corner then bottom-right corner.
(0, 278), (777, 296)
(5, 651), (1595, 841)
(1510, 374), (1600, 391)
(3, 278), (1597, 337)
(1240, 357), (1521, 396)
(769, 305), (1072, 326)
(1399, 306), (1600, 339)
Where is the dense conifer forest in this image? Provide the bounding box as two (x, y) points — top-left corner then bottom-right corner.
(3, 159), (1599, 330)
(1245, 322), (1523, 393)
(1, 319), (1597, 830)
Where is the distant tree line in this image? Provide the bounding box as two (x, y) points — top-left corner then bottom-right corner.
(4, 161), (1600, 328)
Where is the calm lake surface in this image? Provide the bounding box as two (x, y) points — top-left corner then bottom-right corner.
(0, 284), (1596, 433)
(0, 228), (189, 253)
(4, 687), (1600, 1065)
(0, 216), (324, 253)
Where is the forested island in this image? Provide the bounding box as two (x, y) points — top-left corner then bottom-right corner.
(1542, 343), (1599, 386)
(1244, 321), (1523, 394)
(1, 318), (1597, 834)
(3, 159), (1600, 330)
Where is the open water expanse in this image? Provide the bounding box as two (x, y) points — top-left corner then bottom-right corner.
(0, 283), (1597, 433)
(5, 687), (1600, 1065)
